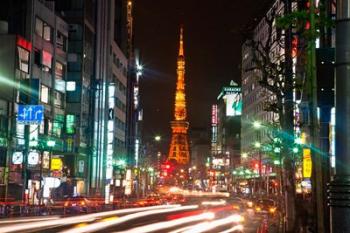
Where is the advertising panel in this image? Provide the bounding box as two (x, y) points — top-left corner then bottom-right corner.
(226, 92), (242, 116)
(303, 148), (312, 178)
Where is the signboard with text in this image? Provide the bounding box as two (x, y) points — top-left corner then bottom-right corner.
(17, 105), (44, 124)
(303, 148), (312, 178)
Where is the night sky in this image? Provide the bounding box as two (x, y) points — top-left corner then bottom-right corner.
(135, 0), (272, 143)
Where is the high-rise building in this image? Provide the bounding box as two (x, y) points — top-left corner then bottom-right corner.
(209, 81), (241, 192)
(49, 0), (131, 201)
(0, 0), (70, 202)
(168, 27), (190, 165)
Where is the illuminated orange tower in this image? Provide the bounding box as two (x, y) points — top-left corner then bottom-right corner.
(168, 26), (190, 165)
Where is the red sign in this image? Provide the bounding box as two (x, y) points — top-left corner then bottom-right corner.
(212, 105), (218, 125)
(16, 35), (32, 52)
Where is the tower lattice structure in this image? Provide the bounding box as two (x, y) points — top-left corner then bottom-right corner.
(168, 26), (190, 165)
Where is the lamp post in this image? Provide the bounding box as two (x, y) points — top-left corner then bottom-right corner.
(46, 140), (55, 177)
(253, 121), (262, 195)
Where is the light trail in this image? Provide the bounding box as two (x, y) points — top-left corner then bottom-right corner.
(218, 225), (244, 233)
(0, 205), (180, 233)
(182, 214), (244, 233)
(116, 212), (214, 233)
(201, 199), (226, 206)
(61, 205), (199, 233)
(0, 216), (60, 224)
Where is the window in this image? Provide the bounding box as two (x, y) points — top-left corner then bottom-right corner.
(57, 32), (67, 51)
(34, 48), (41, 66)
(54, 91), (64, 108)
(55, 62), (64, 79)
(40, 85), (49, 103)
(17, 46), (29, 73)
(43, 24), (52, 41)
(35, 17), (52, 42)
(42, 50), (52, 72)
(35, 18), (43, 37)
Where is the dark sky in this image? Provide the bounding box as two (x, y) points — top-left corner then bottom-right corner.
(135, 0), (272, 143)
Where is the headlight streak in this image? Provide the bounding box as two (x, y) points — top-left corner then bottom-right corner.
(115, 212), (214, 233)
(201, 200), (226, 206)
(0, 205), (180, 233)
(168, 225), (194, 233)
(0, 216), (61, 224)
(60, 205), (199, 233)
(182, 214), (244, 233)
(218, 225), (244, 233)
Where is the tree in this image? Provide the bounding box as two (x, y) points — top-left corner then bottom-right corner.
(244, 1), (334, 232)
(243, 1), (297, 232)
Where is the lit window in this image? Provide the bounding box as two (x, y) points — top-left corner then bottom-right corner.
(54, 91), (64, 108)
(55, 62), (64, 79)
(17, 47), (29, 73)
(43, 24), (51, 41)
(35, 18), (43, 37)
(42, 50), (52, 72)
(40, 85), (49, 104)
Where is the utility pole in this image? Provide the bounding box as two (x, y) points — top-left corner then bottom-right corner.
(307, 0), (325, 232)
(328, 0), (350, 232)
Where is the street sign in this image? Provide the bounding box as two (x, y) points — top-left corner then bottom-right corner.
(17, 105), (44, 124)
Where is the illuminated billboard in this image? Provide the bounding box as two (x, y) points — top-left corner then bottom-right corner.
(225, 92), (242, 116)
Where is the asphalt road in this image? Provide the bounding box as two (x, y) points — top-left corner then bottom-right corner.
(0, 200), (277, 233)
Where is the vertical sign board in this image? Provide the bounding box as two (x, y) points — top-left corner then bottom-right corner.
(17, 105), (44, 124)
(303, 148), (312, 178)
(223, 87), (242, 116)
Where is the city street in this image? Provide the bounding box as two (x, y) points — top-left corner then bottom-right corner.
(0, 0), (349, 232)
(0, 197), (276, 233)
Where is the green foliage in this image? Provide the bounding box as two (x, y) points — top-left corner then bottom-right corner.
(276, 5), (334, 41)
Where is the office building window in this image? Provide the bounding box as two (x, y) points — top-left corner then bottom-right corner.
(55, 62), (64, 79)
(54, 91), (64, 108)
(42, 50), (52, 72)
(17, 46), (29, 73)
(57, 32), (67, 51)
(35, 18), (43, 37)
(40, 85), (49, 103)
(35, 17), (52, 42)
(34, 48), (41, 66)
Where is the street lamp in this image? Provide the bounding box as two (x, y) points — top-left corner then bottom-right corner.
(253, 120), (262, 195)
(253, 120), (262, 129)
(241, 152), (248, 159)
(254, 142), (261, 149)
(154, 135), (161, 142)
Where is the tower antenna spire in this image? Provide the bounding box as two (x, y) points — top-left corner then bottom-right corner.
(179, 25), (184, 57)
(168, 26), (190, 165)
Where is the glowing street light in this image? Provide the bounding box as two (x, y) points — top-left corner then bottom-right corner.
(154, 135), (161, 141)
(254, 141), (261, 148)
(253, 121), (262, 129)
(47, 140), (56, 147)
(241, 152), (248, 158)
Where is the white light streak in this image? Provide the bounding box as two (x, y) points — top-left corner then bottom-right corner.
(218, 225), (244, 233)
(61, 205), (198, 233)
(116, 212), (214, 233)
(0, 205), (180, 233)
(183, 214), (244, 233)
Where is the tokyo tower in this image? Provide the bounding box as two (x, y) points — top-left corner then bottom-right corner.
(168, 26), (190, 165)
